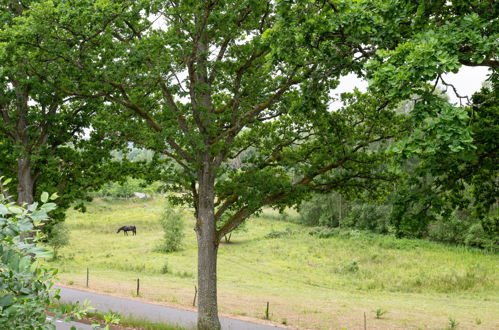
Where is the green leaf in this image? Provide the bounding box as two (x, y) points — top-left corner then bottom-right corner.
(18, 256), (32, 272)
(31, 247), (53, 259)
(27, 202), (39, 212)
(0, 204), (9, 216)
(8, 206), (23, 215)
(30, 210), (48, 221)
(40, 203), (57, 213)
(40, 192), (49, 203)
(0, 294), (14, 307)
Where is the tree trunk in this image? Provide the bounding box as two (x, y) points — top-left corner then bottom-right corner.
(13, 83), (34, 206)
(17, 156), (34, 205)
(195, 163), (221, 330)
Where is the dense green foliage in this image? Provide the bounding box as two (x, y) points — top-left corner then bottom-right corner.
(343, 203), (392, 234)
(299, 193), (344, 228)
(96, 178), (161, 199)
(364, 0), (498, 248)
(0, 0), (147, 235)
(388, 81), (498, 248)
(300, 191), (496, 250)
(0, 184), (58, 329)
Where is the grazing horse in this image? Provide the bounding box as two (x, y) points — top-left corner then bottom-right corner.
(117, 225), (136, 236)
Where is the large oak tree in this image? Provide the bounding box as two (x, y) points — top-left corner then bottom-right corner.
(0, 0), (141, 230)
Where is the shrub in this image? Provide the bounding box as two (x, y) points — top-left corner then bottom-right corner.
(427, 213), (469, 245)
(308, 227), (338, 238)
(156, 203), (185, 253)
(342, 261), (360, 273)
(342, 203), (391, 234)
(373, 308), (388, 319)
(464, 223), (497, 251)
(426, 211), (498, 251)
(0, 188), (59, 329)
(96, 177), (162, 199)
(299, 193), (345, 227)
(264, 227), (295, 239)
(160, 261), (170, 274)
(47, 222), (70, 259)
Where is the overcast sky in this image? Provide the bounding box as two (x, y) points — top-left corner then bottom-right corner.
(332, 66), (491, 108)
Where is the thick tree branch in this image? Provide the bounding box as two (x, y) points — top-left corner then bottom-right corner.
(208, 5), (256, 83)
(438, 75), (470, 106)
(216, 126), (397, 238)
(212, 65), (314, 155)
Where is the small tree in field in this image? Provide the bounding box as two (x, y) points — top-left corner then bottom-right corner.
(156, 203), (185, 253)
(47, 222), (70, 260)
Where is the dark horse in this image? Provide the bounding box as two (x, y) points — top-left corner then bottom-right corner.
(117, 225), (136, 236)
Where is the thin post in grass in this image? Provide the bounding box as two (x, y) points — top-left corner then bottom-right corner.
(364, 312), (367, 330)
(193, 286), (197, 307)
(86, 268), (89, 288)
(136, 278), (140, 296)
(265, 301), (269, 320)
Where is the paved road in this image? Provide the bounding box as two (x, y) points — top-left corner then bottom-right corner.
(48, 316), (94, 330)
(56, 286), (284, 330)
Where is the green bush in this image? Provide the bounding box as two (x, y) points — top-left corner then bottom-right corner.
(342, 203), (392, 234)
(47, 222), (70, 259)
(427, 213), (469, 245)
(424, 211), (497, 251)
(0, 189), (59, 329)
(464, 223), (497, 251)
(96, 178), (162, 198)
(160, 261), (170, 274)
(299, 193), (345, 227)
(308, 227), (339, 238)
(265, 227), (296, 239)
(156, 203), (185, 253)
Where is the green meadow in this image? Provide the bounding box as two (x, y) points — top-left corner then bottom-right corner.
(45, 197), (499, 329)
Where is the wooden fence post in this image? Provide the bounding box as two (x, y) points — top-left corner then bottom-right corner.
(193, 286), (197, 307)
(136, 278), (140, 296)
(86, 268), (89, 288)
(265, 301), (269, 320)
(364, 312), (367, 330)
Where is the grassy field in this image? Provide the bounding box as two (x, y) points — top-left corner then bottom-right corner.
(45, 197), (499, 329)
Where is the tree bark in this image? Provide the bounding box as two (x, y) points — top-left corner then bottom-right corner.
(12, 82), (35, 206)
(195, 162), (221, 330)
(16, 156), (34, 205)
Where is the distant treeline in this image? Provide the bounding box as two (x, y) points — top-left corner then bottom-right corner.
(93, 178), (163, 199)
(298, 192), (497, 252)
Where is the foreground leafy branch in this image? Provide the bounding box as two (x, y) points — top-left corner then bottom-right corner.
(0, 181), (59, 329)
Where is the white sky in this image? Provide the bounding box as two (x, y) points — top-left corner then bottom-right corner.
(331, 66), (491, 108)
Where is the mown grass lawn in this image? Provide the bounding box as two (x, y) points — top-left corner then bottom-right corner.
(45, 197), (499, 329)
